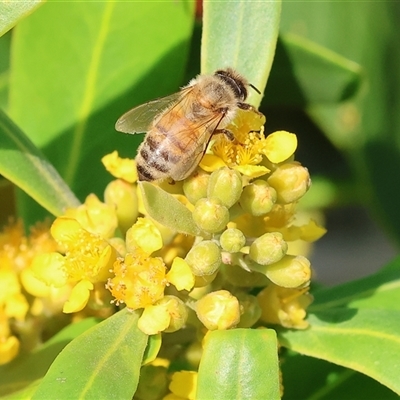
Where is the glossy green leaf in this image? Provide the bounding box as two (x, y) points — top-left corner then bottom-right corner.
(202, 0), (281, 107)
(281, 351), (398, 400)
(0, 317), (100, 397)
(0, 0), (44, 37)
(197, 329), (280, 400)
(0, 109), (80, 216)
(278, 308), (400, 395)
(310, 256), (400, 312)
(32, 309), (148, 400)
(142, 333), (162, 365)
(265, 33), (363, 106)
(139, 182), (202, 236)
(9, 1), (194, 223)
(0, 31), (10, 109)
(281, 2), (400, 243)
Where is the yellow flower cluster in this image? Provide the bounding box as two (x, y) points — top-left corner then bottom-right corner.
(0, 220), (59, 364)
(0, 108), (326, 400)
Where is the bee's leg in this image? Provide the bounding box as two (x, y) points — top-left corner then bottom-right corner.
(238, 102), (263, 117)
(214, 128), (235, 141)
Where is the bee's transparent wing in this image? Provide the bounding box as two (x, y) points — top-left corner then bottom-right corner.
(115, 92), (182, 134)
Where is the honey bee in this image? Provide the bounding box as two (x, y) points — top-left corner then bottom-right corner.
(115, 68), (260, 182)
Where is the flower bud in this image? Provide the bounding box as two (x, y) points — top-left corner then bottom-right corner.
(192, 198), (229, 233)
(267, 162), (311, 204)
(104, 179), (139, 234)
(195, 290), (240, 330)
(207, 168), (243, 208)
(185, 240), (221, 276)
(257, 284), (313, 329)
(236, 293), (262, 328)
(249, 232), (287, 265)
(220, 228), (246, 253)
(265, 255), (311, 288)
(183, 170), (209, 205)
(239, 180), (276, 216)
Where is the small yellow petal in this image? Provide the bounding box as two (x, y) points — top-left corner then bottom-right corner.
(233, 164), (270, 179)
(31, 253), (68, 288)
(0, 336), (20, 365)
(20, 268), (51, 297)
(263, 131), (297, 163)
(199, 154), (227, 172)
(101, 151), (138, 183)
(138, 304), (171, 335)
(299, 219), (327, 242)
(169, 371), (198, 400)
(166, 257), (195, 291)
(63, 279), (94, 313)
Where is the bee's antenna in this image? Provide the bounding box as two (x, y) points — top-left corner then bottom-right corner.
(250, 83), (261, 95)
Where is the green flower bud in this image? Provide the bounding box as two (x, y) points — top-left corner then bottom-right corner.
(267, 162), (311, 204)
(196, 290), (240, 330)
(220, 228), (246, 253)
(183, 170), (209, 204)
(249, 232), (287, 265)
(207, 168), (243, 208)
(104, 179), (138, 234)
(264, 255), (311, 288)
(239, 180), (277, 216)
(185, 240), (222, 276)
(236, 293), (262, 328)
(192, 198), (229, 233)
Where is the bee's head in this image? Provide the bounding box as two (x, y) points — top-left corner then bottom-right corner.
(215, 69), (248, 101)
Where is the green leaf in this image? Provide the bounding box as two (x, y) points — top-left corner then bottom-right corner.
(266, 33), (363, 106)
(201, 0), (281, 107)
(0, 31), (11, 109)
(278, 308), (400, 395)
(9, 1), (194, 222)
(280, 2), (400, 243)
(0, 0), (44, 37)
(0, 317), (100, 397)
(139, 182), (202, 236)
(310, 256), (400, 312)
(32, 309), (148, 400)
(142, 333), (162, 365)
(197, 329), (280, 400)
(281, 351), (398, 400)
(0, 109), (80, 216)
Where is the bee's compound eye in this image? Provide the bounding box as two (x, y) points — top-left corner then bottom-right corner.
(214, 69), (248, 101)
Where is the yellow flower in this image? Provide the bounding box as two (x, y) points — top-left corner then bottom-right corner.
(31, 217), (117, 313)
(257, 283), (313, 329)
(168, 371), (198, 400)
(107, 248), (167, 310)
(102, 150), (138, 183)
(65, 194), (118, 239)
